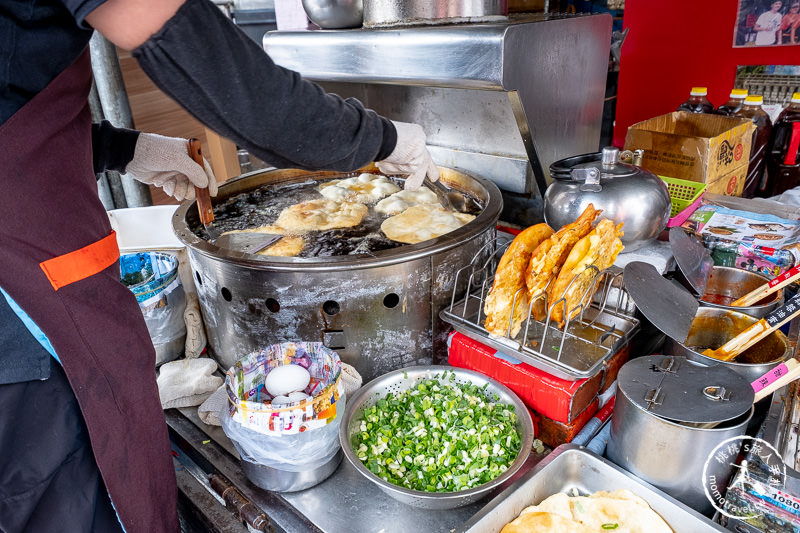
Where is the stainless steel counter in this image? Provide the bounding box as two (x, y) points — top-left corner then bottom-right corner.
(168, 407), (546, 533)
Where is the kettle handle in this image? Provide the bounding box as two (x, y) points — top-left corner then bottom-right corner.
(572, 167), (602, 192)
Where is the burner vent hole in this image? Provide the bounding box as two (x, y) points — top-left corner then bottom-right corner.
(221, 287), (232, 302)
(323, 300), (340, 316)
(194, 271), (203, 286)
(265, 298), (280, 313)
(383, 293), (400, 309)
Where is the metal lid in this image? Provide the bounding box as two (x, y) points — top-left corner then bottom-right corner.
(550, 147), (642, 181)
(617, 355), (754, 425)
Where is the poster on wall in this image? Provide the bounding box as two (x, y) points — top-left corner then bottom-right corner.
(734, 0), (800, 47)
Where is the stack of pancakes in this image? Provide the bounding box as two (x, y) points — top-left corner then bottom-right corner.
(484, 203), (624, 337)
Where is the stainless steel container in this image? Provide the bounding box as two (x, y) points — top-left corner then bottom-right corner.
(543, 147), (672, 251)
(340, 366), (534, 509)
(607, 355), (754, 516)
(697, 266), (784, 318)
(173, 166), (502, 381)
(363, 0), (507, 28)
(662, 307), (789, 383)
(240, 449), (343, 492)
(462, 444), (726, 532)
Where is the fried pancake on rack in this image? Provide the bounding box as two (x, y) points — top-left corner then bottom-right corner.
(525, 204), (601, 321)
(483, 223), (554, 338)
(546, 218), (624, 328)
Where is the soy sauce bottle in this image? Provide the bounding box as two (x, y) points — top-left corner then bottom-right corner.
(677, 87), (714, 114)
(715, 88), (748, 116)
(733, 95), (772, 198)
(765, 92), (800, 197)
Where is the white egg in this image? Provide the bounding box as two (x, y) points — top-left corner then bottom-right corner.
(287, 391), (311, 402)
(270, 395), (292, 406)
(264, 364), (311, 397)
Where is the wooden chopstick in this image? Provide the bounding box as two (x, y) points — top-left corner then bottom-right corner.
(732, 265), (800, 307)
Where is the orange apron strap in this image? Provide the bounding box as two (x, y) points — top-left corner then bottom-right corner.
(39, 231), (120, 291)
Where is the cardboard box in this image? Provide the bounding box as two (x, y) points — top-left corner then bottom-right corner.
(624, 112), (754, 195)
(447, 331), (630, 424)
(530, 400), (599, 449)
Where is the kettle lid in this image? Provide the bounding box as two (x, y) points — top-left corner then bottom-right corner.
(550, 147), (642, 180)
(617, 354), (754, 425)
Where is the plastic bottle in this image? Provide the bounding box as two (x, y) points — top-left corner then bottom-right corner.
(765, 92), (800, 197)
(677, 87), (715, 114)
(732, 95), (772, 198)
(715, 88), (748, 116)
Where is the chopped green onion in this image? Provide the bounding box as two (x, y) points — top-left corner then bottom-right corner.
(352, 375), (521, 493)
(602, 524), (619, 530)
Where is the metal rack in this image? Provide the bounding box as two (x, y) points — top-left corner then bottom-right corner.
(440, 236), (639, 380)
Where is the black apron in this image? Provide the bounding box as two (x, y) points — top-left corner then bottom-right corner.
(0, 50), (178, 532)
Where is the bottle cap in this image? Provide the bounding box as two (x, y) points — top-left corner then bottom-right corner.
(792, 92), (800, 103)
(730, 88), (748, 98)
(745, 95), (763, 105)
(690, 87), (708, 96)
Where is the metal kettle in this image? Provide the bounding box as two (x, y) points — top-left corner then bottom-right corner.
(543, 147), (672, 252)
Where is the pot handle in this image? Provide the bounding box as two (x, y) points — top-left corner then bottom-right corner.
(573, 167), (602, 192)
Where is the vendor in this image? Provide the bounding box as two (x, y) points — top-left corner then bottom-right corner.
(0, 0), (438, 530)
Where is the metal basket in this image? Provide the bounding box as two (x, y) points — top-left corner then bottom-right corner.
(339, 366), (534, 510)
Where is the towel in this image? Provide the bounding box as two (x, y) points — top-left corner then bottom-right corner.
(198, 384), (228, 426)
(157, 357), (223, 410)
(183, 293), (206, 359)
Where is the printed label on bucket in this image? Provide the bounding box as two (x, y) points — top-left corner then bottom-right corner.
(703, 436), (787, 520)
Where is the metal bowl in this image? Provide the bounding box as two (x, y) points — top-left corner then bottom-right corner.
(662, 307), (790, 383)
(698, 266), (783, 318)
(339, 365), (534, 509)
(302, 0), (363, 28)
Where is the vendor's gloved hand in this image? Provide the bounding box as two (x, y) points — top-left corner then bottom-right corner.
(376, 121), (439, 192)
(124, 133), (218, 201)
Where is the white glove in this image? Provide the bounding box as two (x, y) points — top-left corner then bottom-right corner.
(124, 133), (218, 201)
(375, 121), (439, 191)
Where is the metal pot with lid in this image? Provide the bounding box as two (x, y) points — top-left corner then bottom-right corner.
(544, 147), (672, 252)
(606, 355), (754, 515)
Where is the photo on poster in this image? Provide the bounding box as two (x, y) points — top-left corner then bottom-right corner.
(734, 0), (800, 47)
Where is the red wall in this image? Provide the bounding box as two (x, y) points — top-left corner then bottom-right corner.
(612, 0), (799, 148)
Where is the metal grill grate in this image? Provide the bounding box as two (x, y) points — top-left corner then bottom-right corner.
(440, 235), (640, 380)
(736, 73), (800, 106)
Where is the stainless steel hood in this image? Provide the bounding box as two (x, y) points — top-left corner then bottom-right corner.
(263, 13), (612, 224)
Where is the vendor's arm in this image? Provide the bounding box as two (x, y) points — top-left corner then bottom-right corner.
(91, 120), (139, 174)
(85, 0), (397, 173)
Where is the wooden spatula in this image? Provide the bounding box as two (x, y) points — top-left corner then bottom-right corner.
(731, 265), (800, 307)
(703, 292), (800, 362)
(187, 139), (280, 254)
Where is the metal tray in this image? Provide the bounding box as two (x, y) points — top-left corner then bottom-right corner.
(440, 297), (639, 381)
(459, 444), (726, 532)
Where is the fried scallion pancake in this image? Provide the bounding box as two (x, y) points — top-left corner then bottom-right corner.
(500, 489), (673, 533)
(374, 187), (439, 215)
(380, 205), (475, 244)
(483, 223), (554, 338)
(525, 204), (601, 321)
(546, 218), (624, 327)
(219, 225), (305, 257)
(274, 199), (368, 232)
(318, 172), (400, 203)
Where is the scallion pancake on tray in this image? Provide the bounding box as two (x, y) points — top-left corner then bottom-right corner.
(501, 489), (673, 533)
